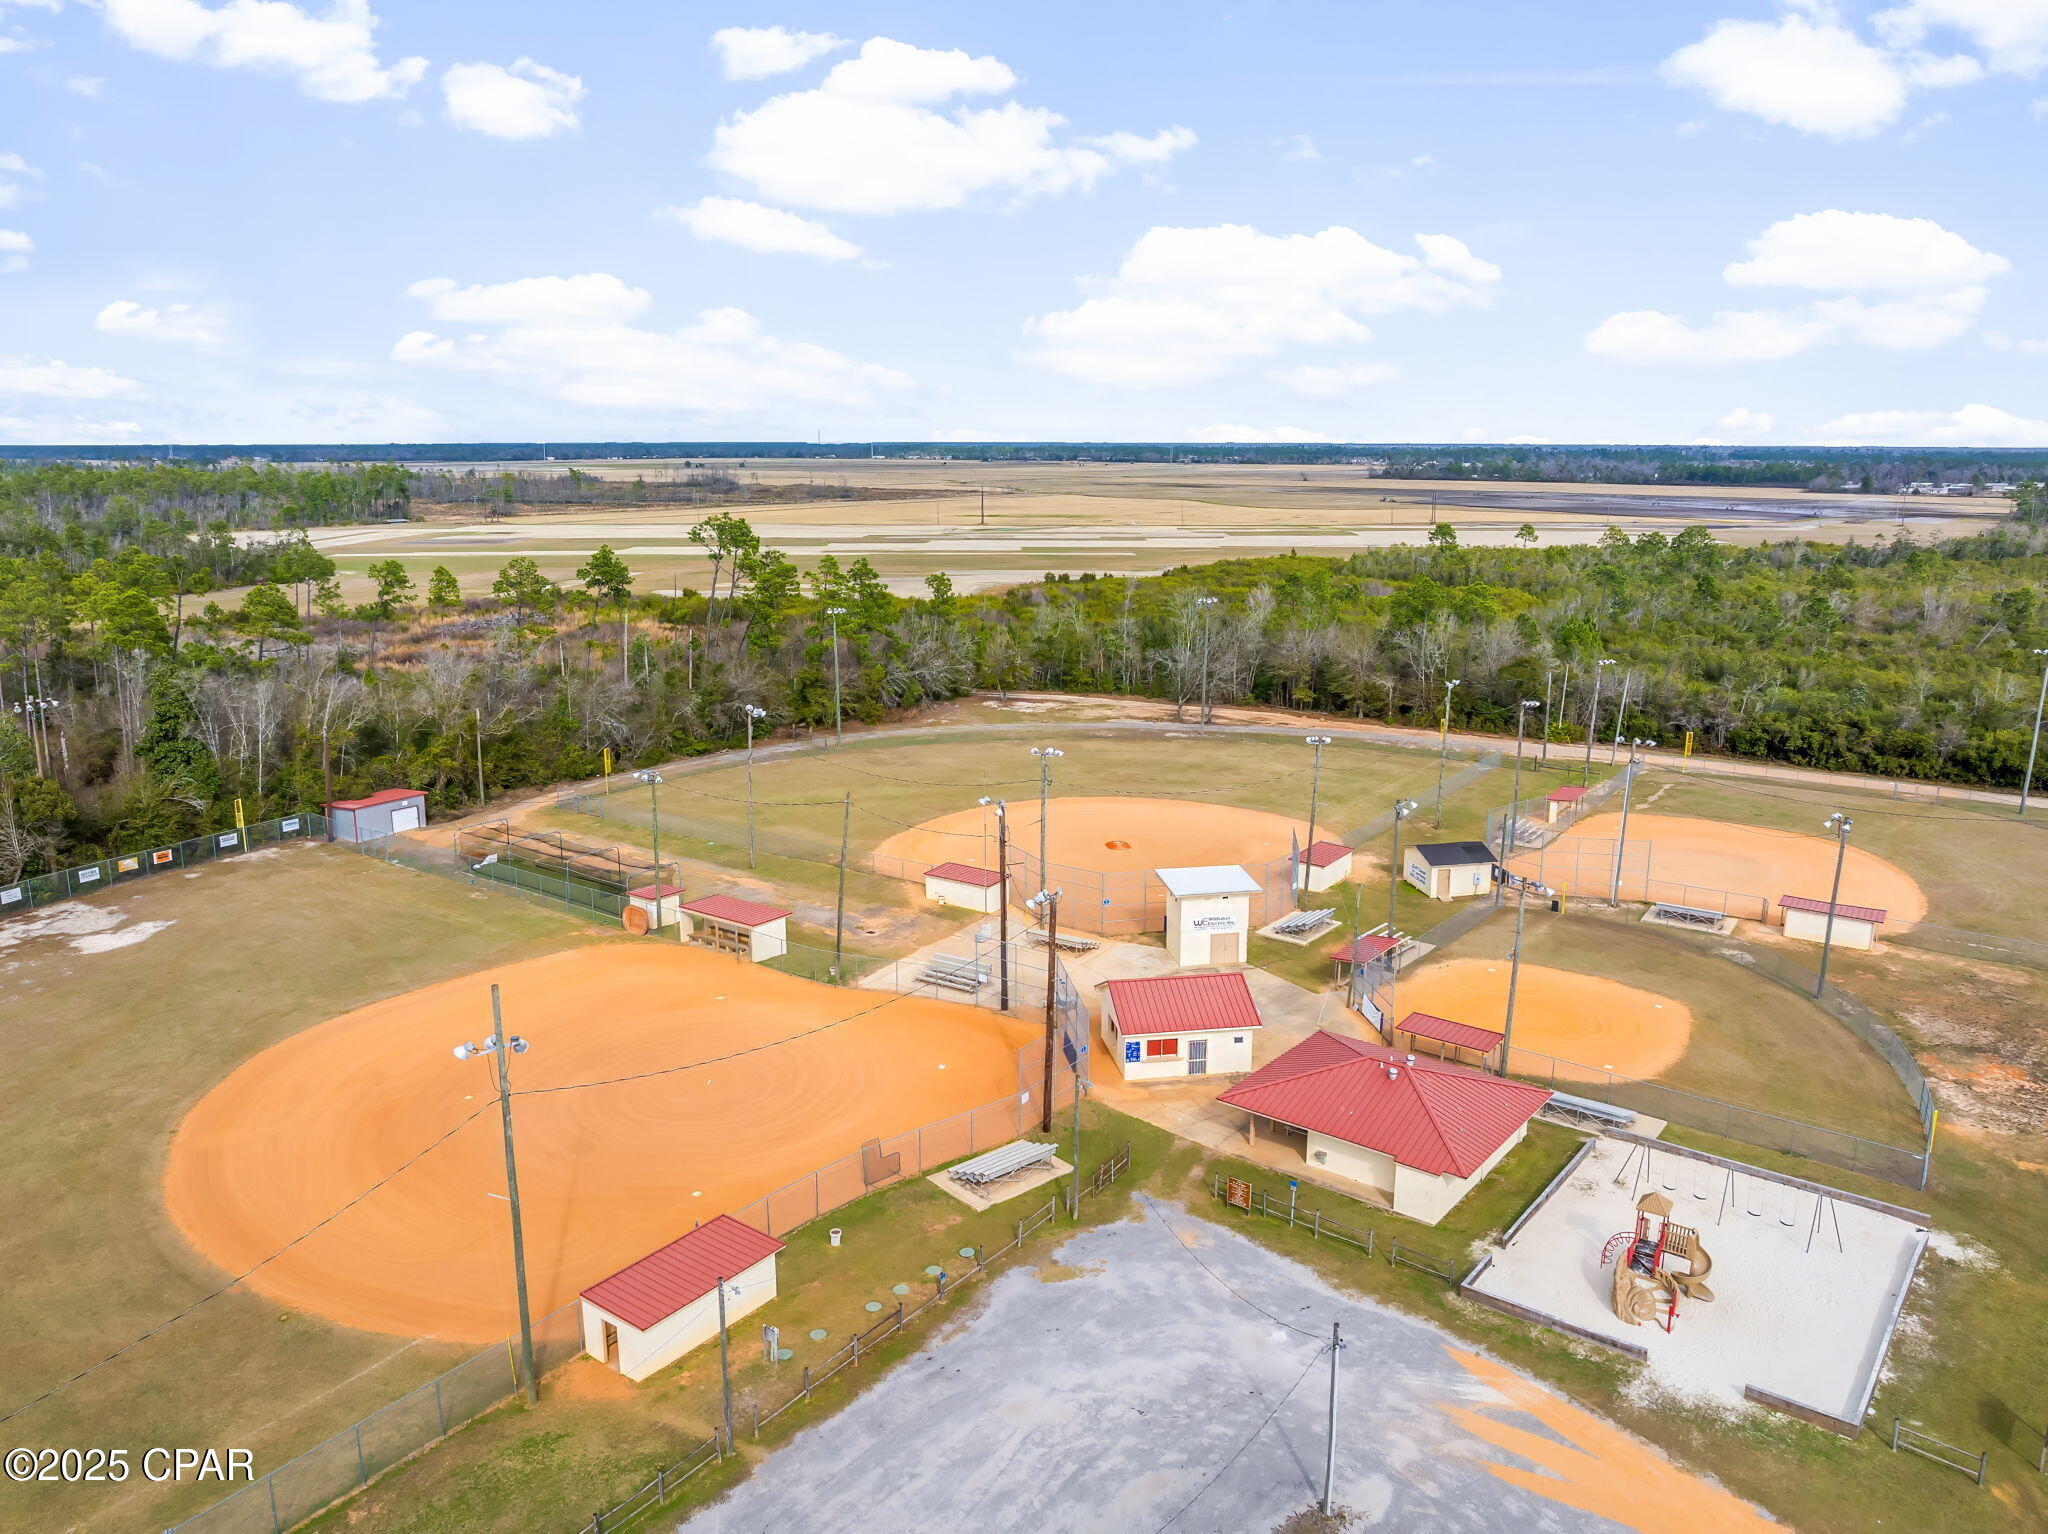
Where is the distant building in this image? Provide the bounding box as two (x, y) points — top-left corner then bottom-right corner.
(1403, 842), (1497, 902)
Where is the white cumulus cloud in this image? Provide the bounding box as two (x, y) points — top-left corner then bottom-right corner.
(0, 355), (146, 399)
(101, 0), (426, 104)
(659, 197), (861, 261)
(392, 272), (910, 414)
(94, 298), (230, 346)
(0, 229), (31, 274)
(709, 25), (847, 80)
(1717, 406), (1775, 435)
(1813, 403), (2048, 445)
(708, 37), (1194, 214)
(441, 58), (582, 139)
(1271, 361), (1402, 396)
(1875, 0), (2048, 75)
(1587, 210), (2004, 363)
(1026, 224), (1500, 387)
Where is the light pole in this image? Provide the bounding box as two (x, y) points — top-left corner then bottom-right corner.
(1581, 658), (1615, 785)
(1303, 734), (1332, 902)
(1030, 746), (1064, 889)
(825, 607), (848, 744)
(1816, 812), (1853, 998)
(1026, 888), (1060, 1132)
(2022, 649), (2048, 816)
(1385, 798), (1418, 1029)
(1433, 678), (1461, 825)
(1319, 1320), (1345, 1516)
(633, 769), (674, 936)
(1194, 595), (1220, 724)
(743, 704), (767, 867)
(453, 990), (536, 1406)
(1500, 700), (1540, 869)
(1608, 669), (1634, 764)
(1540, 666), (1556, 765)
(1609, 739), (1655, 904)
(979, 796), (1012, 1011)
(1496, 871), (1554, 1077)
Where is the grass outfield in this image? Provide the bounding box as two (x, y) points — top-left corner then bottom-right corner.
(1625, 768), (2048, 938)
(0, 847), (595, 1534)
(1432, 908), (1926, 1146)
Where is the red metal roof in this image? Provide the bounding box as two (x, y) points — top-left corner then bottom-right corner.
(581, 1215), (785, 1331)
(1103, 971), (1263, 1037)
(1330, 933), (1402, 964)
(1301, 840), (1352, 868)
(1546, 785), (1589, 802)
(627, 884), (686, 899)
(681, 893), (791, 927)
(1395, 1010), (1504, 1053)
(1779, 894), (1888, 924)
(1218, 1029), (1550, 1177)
(326, 787), (425, 811)
(925, 861), (1003, 888)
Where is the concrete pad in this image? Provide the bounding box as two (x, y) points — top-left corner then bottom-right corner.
(927, 1156), (1072, 1212)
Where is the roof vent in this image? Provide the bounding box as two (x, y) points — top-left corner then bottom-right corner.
(1388, 1066), (1400, 1081)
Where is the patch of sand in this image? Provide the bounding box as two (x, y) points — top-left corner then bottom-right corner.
(1399, 957), (1693, 1081)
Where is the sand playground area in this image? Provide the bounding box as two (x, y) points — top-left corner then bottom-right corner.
(1398, 958), (1694, 1081)
(164, 945), (1035, 1342)
(1519, 813), (1928, 925)
(1468, 1136), (1926, 1423)
(872, 795), (1315, 878)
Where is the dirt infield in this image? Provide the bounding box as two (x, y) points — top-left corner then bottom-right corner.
(164, 945), (1035, 1343)
(1519, 812), (1928, 925)
(1398, 957), (1693, 1081)
(872, 794), (1314, 877)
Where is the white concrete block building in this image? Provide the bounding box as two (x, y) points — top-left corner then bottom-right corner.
(1156, 864), (1262, 966)
(1403, 842), (1497, 902)
(580, 1215), (785, 1382)
(1777, 894), (1886, 951)
(1101, 970), (1263, 1082)
(923, 861), (1005, 913)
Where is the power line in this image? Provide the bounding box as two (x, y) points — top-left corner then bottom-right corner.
(1138, 1193), (1323, 1340)
(1153, 1343), (1330, 1532)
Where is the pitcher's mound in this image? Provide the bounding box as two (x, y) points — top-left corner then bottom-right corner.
(1399, 958), (1692, 1082)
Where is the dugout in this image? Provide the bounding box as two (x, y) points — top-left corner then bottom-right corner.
(681, 893), (791, 962)
(625, 883), (686, 932)
(580, 1215), (785, 1382)
(325, 788), (426, 842)
(1544, 785), (1589, 823)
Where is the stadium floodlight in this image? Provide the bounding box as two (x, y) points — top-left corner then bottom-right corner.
(452, 991), (537, 1406)
(1432, 680), (1461, 825)
(1030, 747), (1064, 882)
(742, 706), (768, 867)
(1300, 736), (1334, 905)
(1816, 813), (1856, 998)
(825, 608), (849, 744)
(1582, 658), (1616, 785)
(2023, 649), (2048, 816)
(1608, 740), (1657, 905)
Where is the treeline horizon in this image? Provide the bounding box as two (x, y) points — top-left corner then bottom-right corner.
(2, 460), (2045, 882)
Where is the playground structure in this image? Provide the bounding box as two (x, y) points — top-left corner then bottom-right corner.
(1602, 1190), (1716, 1332)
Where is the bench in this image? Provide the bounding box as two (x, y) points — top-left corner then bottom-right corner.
(1544, 1091), (1636, 1129)
(950, 1139), (1058, 1187)
(1648, 903), (1726, 929)
(1269, 907), (1337, 937)
(919, 955), (991, 993)
(1024, 929), (1100, 953)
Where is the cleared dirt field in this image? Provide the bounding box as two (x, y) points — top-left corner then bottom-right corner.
(871, 793), (1312, 875)
(165, 944), (1036, 1342)
(1398, 956), (1694, 1081)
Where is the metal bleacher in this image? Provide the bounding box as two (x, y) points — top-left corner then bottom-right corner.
(918, 954), (991, 993)
(1269, 907), (1337, 937)
(950, 1139), (1058, 1187)
(1543, 1090), (1636, 1129)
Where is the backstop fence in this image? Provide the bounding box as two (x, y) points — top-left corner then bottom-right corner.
(0, 811), (330, 915)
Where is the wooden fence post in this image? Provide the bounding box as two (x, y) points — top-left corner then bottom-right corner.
(1311, 1209), (1321, 1240)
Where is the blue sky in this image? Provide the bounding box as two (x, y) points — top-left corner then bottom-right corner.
(2, 0), (2046, 446)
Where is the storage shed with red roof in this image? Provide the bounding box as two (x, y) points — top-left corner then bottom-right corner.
(1217, 1029), (1552, 1225)
(1101, 970), (1263, 1082)
(580, 1215), (786, 1381)
(1777, 894), (1886, 951)
(680, 893), (791, 962)
(923, 861), (1005, 913)
(324, 787), (427, 843)
(1297, 839), (1354, 893)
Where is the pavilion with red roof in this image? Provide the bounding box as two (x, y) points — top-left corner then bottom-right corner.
(1217, 1029), (1552, 1224)
(1544, 784), (1590, 824)
(680, 892), (791, 963)
(581, 1215), (786, 1381)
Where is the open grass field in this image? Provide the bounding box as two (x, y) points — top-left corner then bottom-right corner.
(0, 846), (595, 1534)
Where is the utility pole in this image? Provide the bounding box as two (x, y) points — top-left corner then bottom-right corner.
(635, 770), (667, 924)
(1816, 813), (1853, 998)
(1320, 1321), (1344, 1515)
(1068, 1008), (1085, 1218)
(1540, 666), (1556, 766)
(1303, 734), (1331, 903)
(1385, 799), (1417, 1030)
(1608, 669), (1633, 764)
(717, 1276), (734, 1450)
(1433, 678), (1461, 825)
(1497, 871), (1552, 1076)
(2022, 649), (2048, 816)
(474, 706), (486, 804)
(1582, 658), (1614, 785)
(1609, 740), (1654, 904)
(1031, 746), (1063, 888)
(980, 798), (1011, 1011)
(743, 704), (767, 868)
(834, 791), (850, 977)
(826, 607), (847, 744)
(1031, 889), (1061, 1132)
(453, 991), (537, 1406)
(1501, 700), (1538, 868)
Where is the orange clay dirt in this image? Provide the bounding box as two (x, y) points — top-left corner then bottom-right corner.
(1514, 812), (1927, 925)
(872, 795), (1316, 876)
(1397, 957), (1693, 1081)
(164, 944), (1036, 1343)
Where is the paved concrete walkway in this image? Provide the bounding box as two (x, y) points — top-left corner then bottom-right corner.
(678, 1202), (1776, 1534)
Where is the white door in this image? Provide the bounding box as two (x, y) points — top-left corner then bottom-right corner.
(390, 805), (422, 833)
(1187, 1038), (1208, 1075)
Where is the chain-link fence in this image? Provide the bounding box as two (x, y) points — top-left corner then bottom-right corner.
(1484, 759), (1638, 854)
(164, 1305), (585, 1534)
(0, 811), (330, 915)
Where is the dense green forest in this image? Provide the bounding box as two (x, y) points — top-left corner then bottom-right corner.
(1, 465), (2045, 880)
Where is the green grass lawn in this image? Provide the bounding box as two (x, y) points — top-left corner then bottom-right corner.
(0, 847), (596, 1534)
(1425, 906), (1925, 1146)
(1628, 768), (2048, 938)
